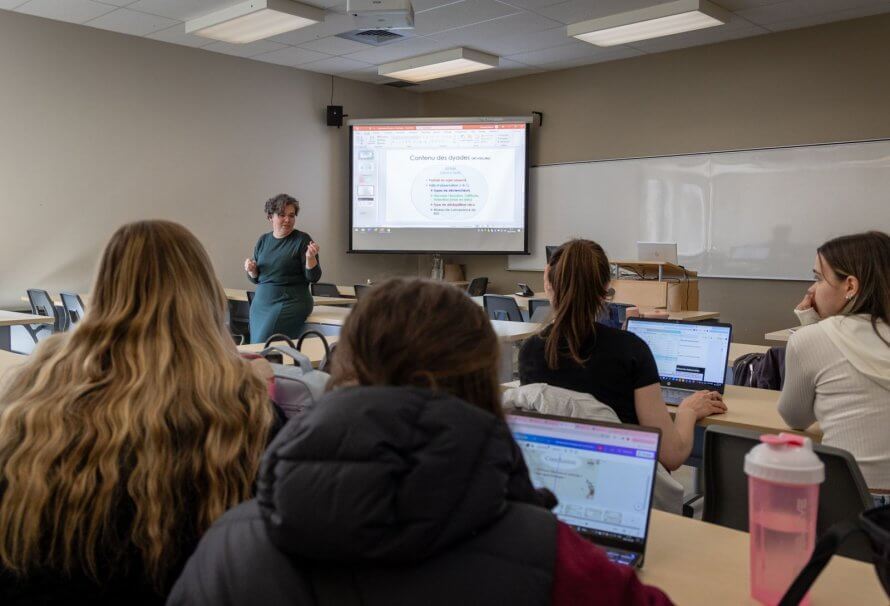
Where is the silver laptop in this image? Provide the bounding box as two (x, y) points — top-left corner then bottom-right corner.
(507, 412), (661, 568)
(636, 241), (678, 264)
(625, 317), (732, 404)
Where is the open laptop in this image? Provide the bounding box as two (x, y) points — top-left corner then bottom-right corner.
(506, 412), (660, 568)
(636, 241), (678, 264)
(625, 317), (733, 404)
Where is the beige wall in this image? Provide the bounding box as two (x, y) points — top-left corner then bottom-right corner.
(421, 14), (890, 344)
(0, 10), (422, 310)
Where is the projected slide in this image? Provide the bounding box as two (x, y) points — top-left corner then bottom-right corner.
(350, 120), (528, 253)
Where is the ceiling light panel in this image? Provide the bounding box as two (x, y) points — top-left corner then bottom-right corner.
(379, 47), (499, 82)
(186, 0), (325, 44)
(567, 0), (731, 47)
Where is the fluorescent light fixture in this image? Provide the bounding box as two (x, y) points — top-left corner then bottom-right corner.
(186, 0), (325, 44)
(379, 48), (499, 83)
(567, 0), (731, 47)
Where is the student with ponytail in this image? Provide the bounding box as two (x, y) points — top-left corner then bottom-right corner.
(519, 239), (725, 471)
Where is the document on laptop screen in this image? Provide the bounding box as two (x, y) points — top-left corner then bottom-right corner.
(508, 415), (657, 543)
(627, 322), (730, 385)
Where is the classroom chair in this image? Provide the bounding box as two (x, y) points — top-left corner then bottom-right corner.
(26, 288), (65, 339)
(527, 298), (550, 323)
(466, 277), (488, 296)
(227, 295), (251, 345)
(311, 283), (342, 298)
(701, 425), (873, 561)
(59, 292), (86, 327)
(483, 295), (523, 322)
(353, 284), (371, 301)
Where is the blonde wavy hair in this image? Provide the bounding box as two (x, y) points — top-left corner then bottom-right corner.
(0, 220), (273, 588)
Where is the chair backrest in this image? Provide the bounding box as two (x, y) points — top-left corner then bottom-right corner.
(702, 425), (874, 561)
(26, 289), (64, 332)
(527, 298), (550, 323)
(483, 294), (523, 322)
(311, 282), (341, 297)
(466, 277), (488, 297)
(353, 284), (371, 301)
(59, 292), (86, 327)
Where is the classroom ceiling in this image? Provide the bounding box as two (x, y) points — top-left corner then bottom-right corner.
(4, 0), (890, 92)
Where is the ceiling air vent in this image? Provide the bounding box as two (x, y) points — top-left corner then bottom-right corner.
(337, 29), (409, 46)
(384, 80), (418, 88)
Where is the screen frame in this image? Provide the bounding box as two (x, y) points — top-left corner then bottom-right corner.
(506, 410), (661, 556)
(624, 317), (734, 393)
(347, 116), (531, 255)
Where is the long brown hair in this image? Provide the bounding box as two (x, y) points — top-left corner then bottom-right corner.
(0, 220), (273, 588)
(544, 239), (612, 369)
(328, 278), (503, 418)
(818, 230), (890, 346)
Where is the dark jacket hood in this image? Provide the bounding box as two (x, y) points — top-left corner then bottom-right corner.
(256, 386), (544, 564)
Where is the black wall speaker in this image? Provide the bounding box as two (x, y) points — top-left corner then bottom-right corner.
(326, 105), (344, 127)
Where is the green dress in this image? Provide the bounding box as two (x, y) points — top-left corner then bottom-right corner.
(248, 230), (321, 344)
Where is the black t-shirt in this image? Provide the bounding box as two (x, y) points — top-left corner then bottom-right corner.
(518, 323), (660, 425)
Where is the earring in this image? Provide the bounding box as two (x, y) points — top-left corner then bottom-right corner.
(845, 293), (853, 300)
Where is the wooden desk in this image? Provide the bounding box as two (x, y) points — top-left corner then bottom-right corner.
(0, 310), (53, 327)
(766, 328), (796, 342)
(238, 336), (338, 368)
(729, 342), (770, 365)
(668, 385), (821, 441)
(490, 320), (542, 343)
(471, 296), (718, 322)
(306, 306), (541, 343)
(643, 510), (885, 605)
(223, 289), (355, 307)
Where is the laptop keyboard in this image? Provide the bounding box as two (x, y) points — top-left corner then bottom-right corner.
(662, 387), (692, 405)
(606, 549), (638, 567)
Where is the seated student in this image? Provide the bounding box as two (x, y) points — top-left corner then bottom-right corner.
(518, 240), (725, 470)
(169, 278), (672, 606)
(0, 221), (275, 605)
(778, 231), (890, 504)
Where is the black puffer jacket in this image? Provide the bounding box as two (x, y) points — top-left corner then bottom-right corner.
(168, 386), (558, 606)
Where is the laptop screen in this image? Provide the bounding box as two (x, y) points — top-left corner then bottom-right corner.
(507, 413), (659, 547)
(626, 318), (732, 390)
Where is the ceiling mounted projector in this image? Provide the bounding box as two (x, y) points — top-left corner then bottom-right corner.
(347, 0), (414, 29)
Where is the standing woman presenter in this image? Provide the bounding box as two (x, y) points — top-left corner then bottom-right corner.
(244, 194), (321, 343)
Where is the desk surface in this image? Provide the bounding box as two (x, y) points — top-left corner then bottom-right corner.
(223, 288), (355, 307)
(765, 328), (796, 342)
(0, 310), (53, 327)
(307, 306), (540, 342)
(238, 336), (338, 368)
(643, 510), (884, 605)
(668, 384), (821, 440)
(472, 296), (718, 322)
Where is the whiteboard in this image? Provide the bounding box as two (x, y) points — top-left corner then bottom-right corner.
(509, 139), (890, 280)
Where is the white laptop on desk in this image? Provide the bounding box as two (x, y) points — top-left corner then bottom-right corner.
(636, 242), (678, 264)
(507, 412), (660, 569)
(625, 317), (732, 405)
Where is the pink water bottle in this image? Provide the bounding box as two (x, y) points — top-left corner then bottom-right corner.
(744, 433), (825, 606)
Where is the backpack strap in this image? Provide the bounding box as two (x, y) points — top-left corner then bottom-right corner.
(779, 519), (864, 605)
(297, 329), (331, 370)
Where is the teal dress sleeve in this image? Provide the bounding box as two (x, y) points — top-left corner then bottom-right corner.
(248, 230), (322, 343)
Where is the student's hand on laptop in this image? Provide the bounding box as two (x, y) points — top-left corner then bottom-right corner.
(678, 390), (726, 419)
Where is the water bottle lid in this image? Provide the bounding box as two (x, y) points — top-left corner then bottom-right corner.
(744, 432), (825, 485)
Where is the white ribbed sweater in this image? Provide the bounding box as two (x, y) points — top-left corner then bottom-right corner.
(778, 322), (890, 491)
